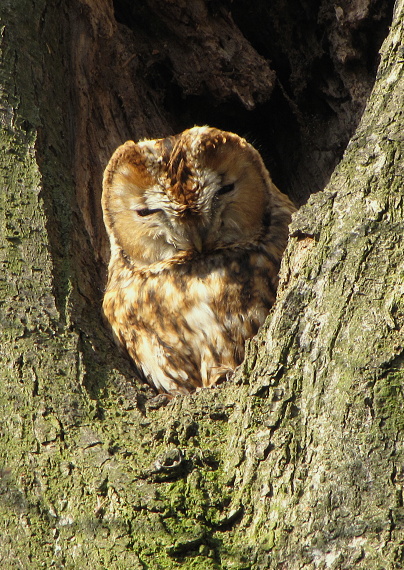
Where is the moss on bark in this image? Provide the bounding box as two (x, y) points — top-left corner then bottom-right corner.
(0, 1), (403, 569)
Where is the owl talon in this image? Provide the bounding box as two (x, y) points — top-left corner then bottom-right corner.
(146, 393), (173, 410)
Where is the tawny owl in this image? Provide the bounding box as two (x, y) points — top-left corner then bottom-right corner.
(102, 126), (295, 395)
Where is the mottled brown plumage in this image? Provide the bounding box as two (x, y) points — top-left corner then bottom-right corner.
(102, 126), (295, 394)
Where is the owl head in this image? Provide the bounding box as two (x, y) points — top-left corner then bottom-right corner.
(102, 126), (292, 266)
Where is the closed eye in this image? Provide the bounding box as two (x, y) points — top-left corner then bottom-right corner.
(216, 183), (235, 196)
(136, 208), (162, 217)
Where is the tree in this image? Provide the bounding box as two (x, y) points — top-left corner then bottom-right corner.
(0, 0), (402, 568)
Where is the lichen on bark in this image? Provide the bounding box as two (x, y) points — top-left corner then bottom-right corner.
(226, 4), (404, 565)
(1, 0), (403, 569)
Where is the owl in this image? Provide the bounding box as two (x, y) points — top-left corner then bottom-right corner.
(102, 126), (295, 395)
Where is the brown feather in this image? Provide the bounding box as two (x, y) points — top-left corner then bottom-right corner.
(102, 126), (295, 394)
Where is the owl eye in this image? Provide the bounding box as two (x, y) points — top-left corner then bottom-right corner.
(216, 183), (235, 196)
(136, 208), (162, 217)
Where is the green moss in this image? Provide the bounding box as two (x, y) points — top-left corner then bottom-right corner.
(1, 1), (403, 568)
(374, 372), (404, 433)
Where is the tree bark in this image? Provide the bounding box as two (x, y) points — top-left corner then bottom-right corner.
(0, 0), (402, 569)
(224, 3), (404, 564)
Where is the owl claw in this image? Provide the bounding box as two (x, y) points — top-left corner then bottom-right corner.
(146, 393), (172, 409)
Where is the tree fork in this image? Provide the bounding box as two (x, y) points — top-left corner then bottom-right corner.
(0, 1), (403, 569)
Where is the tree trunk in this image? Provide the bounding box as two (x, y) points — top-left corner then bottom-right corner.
(0, 0), (402, 569)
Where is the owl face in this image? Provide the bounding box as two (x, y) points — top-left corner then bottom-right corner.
(102, 127), (271, 266)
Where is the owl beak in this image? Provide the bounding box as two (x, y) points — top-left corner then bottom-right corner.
(188, 226), (204, 253)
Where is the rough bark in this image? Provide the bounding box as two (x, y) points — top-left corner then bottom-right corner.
(0, 0), (402, 569)
(227, 3), (404, 565)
